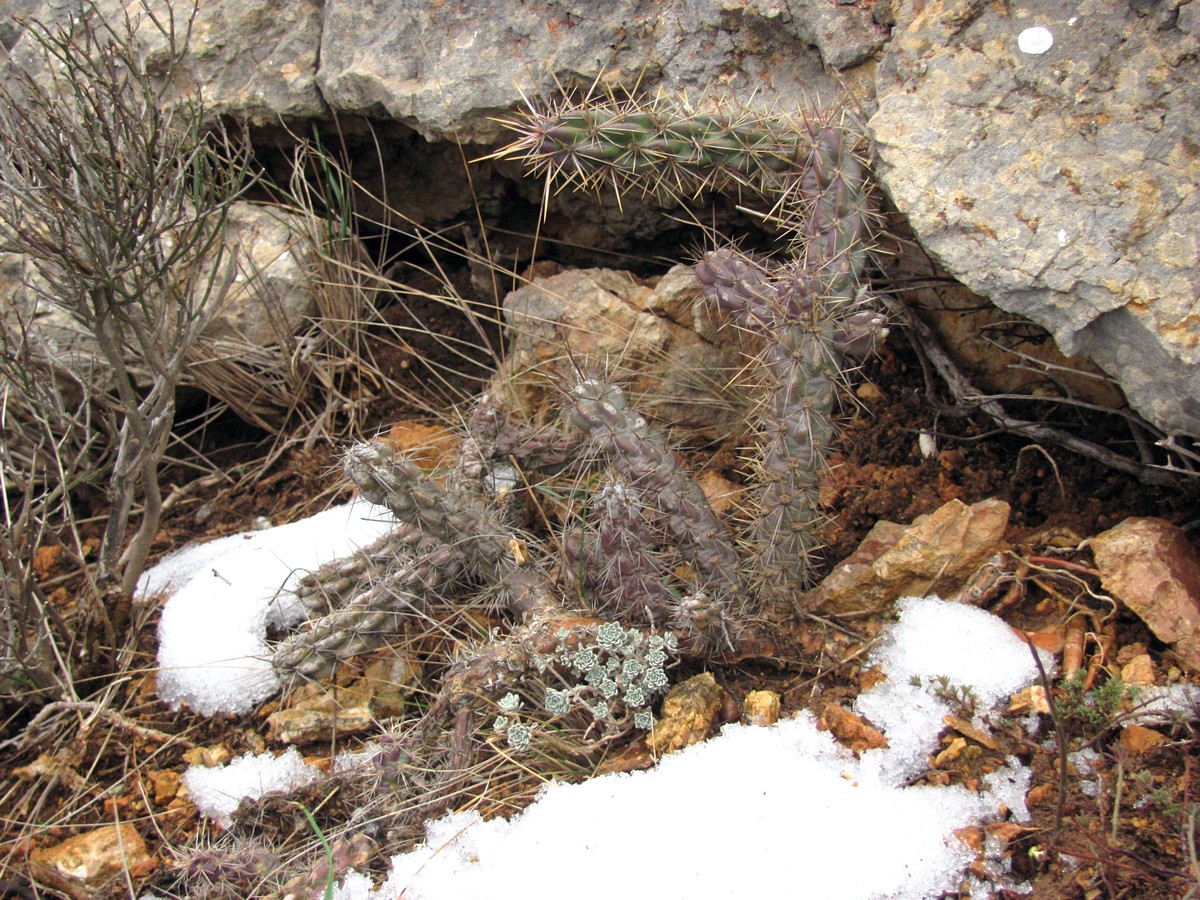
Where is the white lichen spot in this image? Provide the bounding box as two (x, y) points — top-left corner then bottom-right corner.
(1057, 229), (1069, 245)
(1018, 27), (1054, 55)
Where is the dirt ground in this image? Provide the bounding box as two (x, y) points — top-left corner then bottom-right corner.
(3, 259), (1199, 899)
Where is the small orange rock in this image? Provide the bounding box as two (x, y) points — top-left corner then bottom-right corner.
(149, 769), (179, 806)
(383, 422), (458, 470)
(943, 714), (998, 750)
(1026, 783), (1056, 808)
(1119, 724), (1167, 755)
(859, 666), (888, 692)
(646, 673), (730, 757)
(1119, 654), (1156, 687)
(30, 824), (150, 900)
(33, 544), (62, 578)
(1019, 627), (1063, 654)
(967, 859), (990, 879)
(857, 382), (885, 402)
(954, 825), (984, 853)
(182, 744), (232, 768)
(1008, 685), (1051, 715)
(818, 703), (888, 753)
(934, 736), (968, 768)
(697, 470), (742, 517)
(742, 690), (781, 727)
(1090, 517), (1200, 673)
(986, 821), (1028, 844)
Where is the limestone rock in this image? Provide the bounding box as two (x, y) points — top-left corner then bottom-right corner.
(6, 0), (326, 122)
(498, 265), (748, 440)
(266, 652), (417, 744)
(803, 498), (1011, 615)
(198, 202), (321, 347)
(317, 0), (866, 143)
(646, 671), (730, 756)
(870, 0), (1200, 436)
(0, 0), (41, 51)
(29, 823), (152, 900)
(1090, 516), (1200, 672)
(742, 689), (781, 727)
(0, 201), (321, 350)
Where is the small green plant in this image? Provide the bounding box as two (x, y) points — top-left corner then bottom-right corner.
(295, 803), (337, 900)
(493, 622), (677, 752)
(930, 675), (980, 716)
(1058, 670), (1138, 737)
(541, 623), (676, 731)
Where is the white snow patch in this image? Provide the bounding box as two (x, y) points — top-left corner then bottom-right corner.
(328, 596), (1044, 900)
(183, 747), (320, 829)
(146, 498), (396, 715)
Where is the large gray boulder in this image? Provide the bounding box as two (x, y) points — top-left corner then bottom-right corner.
(4, 0), (326, 122)
(869, 0), (1200, 437)
(317, 0), (883, 142)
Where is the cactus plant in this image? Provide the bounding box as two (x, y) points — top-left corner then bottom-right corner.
(498, 90), (880, 600)
(561, 474), (677, 626)
(268, 88), (882, 683)
(495, 90), (811, 202)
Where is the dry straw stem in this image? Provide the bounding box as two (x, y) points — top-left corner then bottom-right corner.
(0, 0), (253, 604)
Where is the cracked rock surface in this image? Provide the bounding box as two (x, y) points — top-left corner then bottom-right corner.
(870, 0), (1200, 436)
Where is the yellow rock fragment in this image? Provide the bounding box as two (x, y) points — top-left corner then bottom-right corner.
(30, 823), (151, 900)
(742, 690), (781, 726)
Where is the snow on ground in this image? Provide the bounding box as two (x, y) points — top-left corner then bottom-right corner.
(151, 505), (1054, 898)
(324, 595), (1050, 900)
(183, 746), (321, 829)
(142, 498), (396, 716)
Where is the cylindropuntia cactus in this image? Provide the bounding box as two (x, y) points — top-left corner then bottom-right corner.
(269, 87), (884, 685)
(498, 88), (882, 603)
(273, 438), (562, 678)
(491, 87), (863, 222)
(561, 474), (678, 626)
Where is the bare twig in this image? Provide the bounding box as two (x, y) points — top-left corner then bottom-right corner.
(878, 292), (1190, 486)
